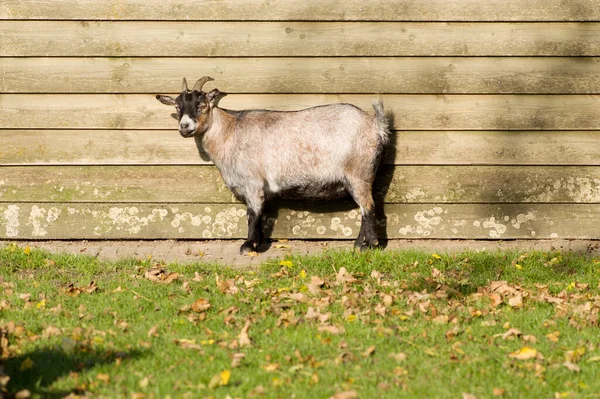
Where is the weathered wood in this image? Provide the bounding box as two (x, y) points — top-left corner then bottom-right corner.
(2, 0), (599, 21)
(2, 94), (600, 131)
(5, 130), (600, 167)
(3, 57), (600, 94)
(4, 22), (600, 57)
(0, 202), (597, 239)
(3, 165), (600, 204)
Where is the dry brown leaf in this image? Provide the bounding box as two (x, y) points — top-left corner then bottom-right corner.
(489, 293), (502, 307)
(563, 361), (581, 373)
(239, 319), (252, 347)
(462, 393), (477, 399)
(374, 303), (386, 317)
(147, 324), (159, 338)
(329, 391), (358, 399)
(231, 352), (245, 368)
(14, 390), (31, 399)
(492, 388), (506, 396)
(508, 294), (523, 308)
(336, 267), (356, 285)
(190, 298), (211, 313)
(308, 276), (325, 295)
(389, 352), (407, 362)
(495, 328), (522, 340)
(263, 363), (280, 372)
(96, 373), (110, 383)
(546, 331), (560, 343)
(363, 345), (376, 357)
(173, 339), (203, 350)
(317, 325), (345, 334)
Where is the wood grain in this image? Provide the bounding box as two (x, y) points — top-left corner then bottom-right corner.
(3, 57), (600, 94)
(2, 0), (599, 21)
(3, 22), (600, 56)
(5, 130), (600, 166)
(0, 202), (596, 239)
(2, 165), (600, 204)
(2, 94), (600, 130)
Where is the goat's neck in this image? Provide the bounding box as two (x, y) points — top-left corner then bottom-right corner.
(200, 108), (235, 164)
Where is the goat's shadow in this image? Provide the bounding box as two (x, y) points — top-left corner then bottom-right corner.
(1, 343), (144, 398)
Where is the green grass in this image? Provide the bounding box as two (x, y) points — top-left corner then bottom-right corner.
(1, 243), (600, 398)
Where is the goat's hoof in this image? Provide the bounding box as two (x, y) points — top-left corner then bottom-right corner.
(240, 241), (259, 255)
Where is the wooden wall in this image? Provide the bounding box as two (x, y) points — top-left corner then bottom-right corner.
(2, 0), (600, 241)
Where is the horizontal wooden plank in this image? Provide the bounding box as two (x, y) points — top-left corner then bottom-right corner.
(3, 57), (600, 94)
(3, 22), (600, 56)
(0, 202), (597, 239)
(2, 0), (600, 21)
(2, 94), (600, 130)
(3, 165), (600, 204)
(4, 130), (600, 167)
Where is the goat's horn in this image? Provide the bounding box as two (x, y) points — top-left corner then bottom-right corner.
(182, 77), (189, 92)
(192, 76), (214, 92)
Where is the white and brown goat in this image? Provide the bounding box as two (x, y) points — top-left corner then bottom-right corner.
(156, 77), (390, 254)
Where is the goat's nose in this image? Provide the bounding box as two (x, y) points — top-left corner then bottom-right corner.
(180, 121), (190, 130)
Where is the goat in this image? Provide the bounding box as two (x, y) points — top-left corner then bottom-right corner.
(156, 77), (390, 254)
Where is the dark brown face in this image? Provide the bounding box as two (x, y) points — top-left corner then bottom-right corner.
(156, 90), (210, 138)
(156, 78), (222, 138)
(174, 90), (210, 138)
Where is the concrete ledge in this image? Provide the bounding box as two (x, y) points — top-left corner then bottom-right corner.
(2, 239), (599, 267)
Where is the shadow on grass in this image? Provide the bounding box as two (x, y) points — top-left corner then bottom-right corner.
(2, 344), (144, 398)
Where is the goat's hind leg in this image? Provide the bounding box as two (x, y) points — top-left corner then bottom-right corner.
(345, 178), (379, 250)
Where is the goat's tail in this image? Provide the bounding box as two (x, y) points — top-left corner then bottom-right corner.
(372, 100), (391, 145)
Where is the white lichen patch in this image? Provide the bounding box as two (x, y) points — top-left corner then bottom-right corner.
(2, 205), (20, 237)
(398, 207), (444, 237)
(511, 212), (536, 229)
(317, 226), (326, 234)
(348, 209), (358, 219)
(27, 205), (62, 237)
(482, 216), (507, 238)
(211, 207), (245, 237)
(329, 215), (354, 237)
(404, 187), (426, 202)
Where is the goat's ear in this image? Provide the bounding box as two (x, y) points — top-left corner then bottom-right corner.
(156, 95), (176, 106)
(207, 89), (226, 106)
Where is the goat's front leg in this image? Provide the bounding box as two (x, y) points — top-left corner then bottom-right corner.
(240, 191), (265, 254)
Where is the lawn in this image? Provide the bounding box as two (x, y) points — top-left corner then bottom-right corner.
(1, 243), (600, 399)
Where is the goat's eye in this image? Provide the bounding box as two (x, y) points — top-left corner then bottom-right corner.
(199, 104), (207, 110)
(175, 105), (181, 112)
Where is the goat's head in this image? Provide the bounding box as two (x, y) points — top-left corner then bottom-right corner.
(156, 77), (224, 138)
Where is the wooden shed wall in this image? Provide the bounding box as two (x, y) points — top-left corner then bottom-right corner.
(1, 0), (600, 241)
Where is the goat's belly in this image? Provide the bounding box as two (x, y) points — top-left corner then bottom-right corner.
(274, 182), (348, 200)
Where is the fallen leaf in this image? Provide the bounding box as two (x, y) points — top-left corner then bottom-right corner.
(279, 260), (293, 268)
(508, 294), (523, 308)
(239, 319), (252, 347)
(363, 345), (376, 357)
(14, 390), (31, 399)
(173, 339), (203, 350)
(220, 369), (231, 385)
(190, 298), (211, 313)
(263, 363), (280, 372)
(493, 388), (506, 396)
(147, 324), (159, 338)
(231, 352), (245, 368)
(563, 361), (581, 373)
(329, 391), (358, 399)
(389, 352), (407, 362)
(509, 347), (537, 360)
(139, 377), (149, 389)
(462, 393), (477, 399)
(19, 358), (34, 371)
(96, 373), (110, 383)
(565, 347), (586, 363)
(494, 328), (522, 340)
(336, 267), (356, 285)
